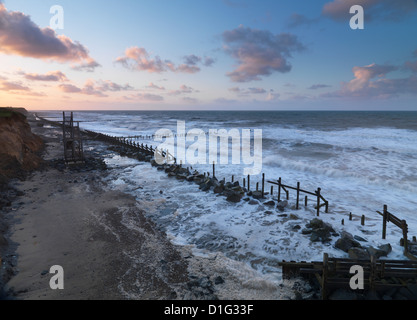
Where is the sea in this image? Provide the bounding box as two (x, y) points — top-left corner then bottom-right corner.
(38, 110), (417, 284)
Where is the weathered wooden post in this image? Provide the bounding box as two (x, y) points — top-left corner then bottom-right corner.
(262, 173), (265, 198)
(278, 177), (282, 202)
(213, 162), (215, 178)
(247, 175), (251, 191)
(382, 205), (388, 240)
(296, 182), (300, 210)
(316, 188), (321, 217)
(243, 178), (246, 188)
(322, 253), (329, 300)
(305, 196), (308, 207)
(361, 215), (366, 226)
(270, 185), (274, 197)
(349, 212), (353, 221)
(403, 220), (409, 255)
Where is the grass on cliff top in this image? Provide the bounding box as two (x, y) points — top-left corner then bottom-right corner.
(0, 108), (27, 118)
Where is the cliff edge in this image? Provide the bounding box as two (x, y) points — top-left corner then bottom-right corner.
(0, 108), (44, 185)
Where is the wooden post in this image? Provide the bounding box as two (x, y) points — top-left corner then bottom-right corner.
(248, 175), (251, 191)
(232, 175), (234, 183)
(256, 182), (259, 191)
(403, 220), (409, 255)
(382, 205), (388, 240)
(361, 215), (366, 226)
(278, 178), (281, 202)
(270, 186), (274, 197)
(296, 182), (300, 210)
(243, 178), (246, 188)
(322, 253), (329, 300)
(349, 212), (353, 221)
(213, 162), (215, 178)
(370, 255), (376, 292)
(305, 196), (308, 207)
(262, 173), (265, 198)
(316, 188), (321, 217)
(341, 219), (344, 225)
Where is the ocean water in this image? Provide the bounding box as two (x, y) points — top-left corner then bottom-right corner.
(38, 111), (417, 279)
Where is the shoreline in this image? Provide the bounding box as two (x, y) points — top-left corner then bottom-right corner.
(1, 113), (307, 300)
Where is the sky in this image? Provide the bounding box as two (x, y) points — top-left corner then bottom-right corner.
(0, 0), (417, 111)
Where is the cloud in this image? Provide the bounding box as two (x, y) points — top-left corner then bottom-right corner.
(0, 78), (46, 96)
(229, 87), (267, 95)
(96, 80), (134, 92)
(124, 93), (164, 102)
(58, 79), (134, 97)
(322, 0), (417, 22)
(404, 58), (417, 73)
(0, 3), (100, 70)
(266, 91), (280, 101)
(203, 57), (215, 67)
(115, 47), (174, 73)
(222, 25), (305, 82)
(58, 84), (82, 93)
(145, 82), (165, 90)
(23, 71), (68, 82)
(287, 13), (319, 28)
(308, 84), (332, 90)
(115, 47), (213, 74)
(182, 97), (199, 104)
(0, 80), (30, 91)
(323, 63), (417, 99)
(168, 84), (198, 96)
(71, 58), (102, 72)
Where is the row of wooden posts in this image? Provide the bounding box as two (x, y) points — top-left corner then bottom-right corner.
(211, 162), (329, 216)
(82, 128), (333, 217)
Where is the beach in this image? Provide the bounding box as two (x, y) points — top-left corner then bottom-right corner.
(1, 113), (310, 300)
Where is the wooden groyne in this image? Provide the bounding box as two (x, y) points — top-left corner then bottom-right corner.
(279, 253), (417, 300)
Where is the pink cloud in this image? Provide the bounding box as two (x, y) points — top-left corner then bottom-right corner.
(168, 85), (198, 96)
(323, 63), (417, 99)
(58, 79), (134, 98)
(146, 82), (165, 90)
(115, 47), (212, 74)
(23, 71), (68, 82)
(58, 84), (82, 93)
(0, 3), (100, 70)
(0, 80), (30, 91)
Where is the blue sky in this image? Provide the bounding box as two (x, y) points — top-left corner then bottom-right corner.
(1, 0), (417, 110)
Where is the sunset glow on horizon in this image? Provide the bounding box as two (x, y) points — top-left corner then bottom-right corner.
(1, 0), (417, 111)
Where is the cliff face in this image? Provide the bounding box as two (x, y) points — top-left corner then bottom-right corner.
(0, 108), (44, 184)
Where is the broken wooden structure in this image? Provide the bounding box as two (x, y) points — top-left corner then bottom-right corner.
(62, 112), (84, 164)
(376, 205), (417, 261)
(267, 178), (329, 216)
(279, 253), (417, 300)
